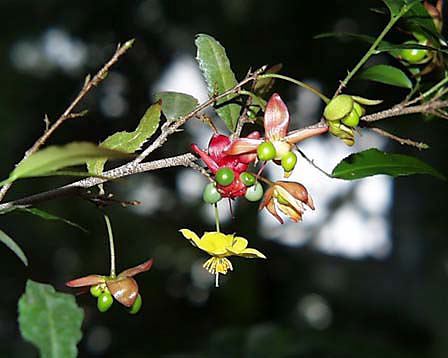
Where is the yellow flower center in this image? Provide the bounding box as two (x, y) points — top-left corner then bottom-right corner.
(203, 257), (233, 287)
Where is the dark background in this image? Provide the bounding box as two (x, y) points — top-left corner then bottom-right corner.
(0, 0), (447, 357)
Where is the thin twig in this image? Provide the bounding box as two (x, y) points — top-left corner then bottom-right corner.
(367, 127), (429, 149)
(295, 146), (334, 178)
(0, 39), (135, 202)
(0, 153), (196, 212)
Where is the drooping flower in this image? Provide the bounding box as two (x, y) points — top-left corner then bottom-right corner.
(66, 259), (153, 308)
(191, 133), (260, 198)
(259, 181), (315, 224)
(225, 93), (328, 175)
(179, 229), (266, 286)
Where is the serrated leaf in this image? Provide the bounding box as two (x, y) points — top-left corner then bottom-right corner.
(0, 229), (28, 266)
(331, 148), (445, 180)
(18, 208), (87, 233)
(195, 34), (240, 132)
(18, 280), (84, 358)
(87, 102), (161, 175)
(7, 142), (130, 183)
(154, 91), (198, 121)
(359, 64), (413, 89)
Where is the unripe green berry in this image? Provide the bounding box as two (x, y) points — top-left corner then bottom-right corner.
(240, 172), (256, 186)
(323, 95), (353, 121)
(215, 168), (234, 186)
(203, 183), (222, 204)
(247, 109), (256, 120)
(90, 285), (103, 298)
(257, 142), (276, 161)
(281, 152), (297, 173)
(129, 294), (142, 314)
(245, 182), (264, 202)
(341, 108), (360, 127)
(400, 41), (428, 64)
(97, 292), (113, 313)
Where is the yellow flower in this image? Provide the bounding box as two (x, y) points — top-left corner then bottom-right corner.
(179, 229), (266, 287)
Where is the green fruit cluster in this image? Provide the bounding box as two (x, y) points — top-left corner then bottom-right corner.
(323, 95), (382, 146)
(90, 284), (142, 314)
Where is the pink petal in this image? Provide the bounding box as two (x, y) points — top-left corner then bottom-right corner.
(264, 93), (290, 141)
(246, 131), (262, 139)
(284, 125), (328, 144)
(66, 274), (104, 288)
(118, 259), (154, 278)
(208, 134), (231, 163)
(191, 144), (219, 173)
(224, 138), (262, 155)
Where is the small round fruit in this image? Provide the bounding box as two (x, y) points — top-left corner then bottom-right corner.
(129, 294), (142, 314)
(400, 41), (428, 64)
(281, 152), (297, 172)
(97, 292), (113, 313)
(257, 142), (276, 161)
(203, 183), (222, 204)
(245, 182), (264, 202)
(90, 285), (103, 298)
(323, 95), (354, 121)
(240, 172), (256, 186)
(341, 109), (360, 127)
(247, 109), (256, 119)
(215, 168), (234, 186)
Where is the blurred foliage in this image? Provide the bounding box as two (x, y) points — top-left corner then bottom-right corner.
(0, 0), (448, 357)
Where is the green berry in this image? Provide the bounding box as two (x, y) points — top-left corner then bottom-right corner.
(90, 285), (103, 298)
(215, 168), (234, 186)
(240, 172), (256, 186)
(341, 108), (360, 127)
(400, 41), (428, 64)
(97, 292), (113, 313)
(129, 294), (142, 314)
(281, 152), (297, 173)
(203, 183), (222, 204)
(323, 95), (353, 121)
(245, 182), (264, 202)
(257, 142), (276, 161)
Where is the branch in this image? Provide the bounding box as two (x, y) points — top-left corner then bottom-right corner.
(366, 127), (429, 149)
(0, 39), (135, 202)
(0, 153), (196, 211)
(360, 99), (448, 122)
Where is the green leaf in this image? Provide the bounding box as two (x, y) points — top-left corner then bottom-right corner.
(154, 91), (199, 121)
(18, 280), (84, 358)
(378, 42), (448, 56)
(7, 142), (130, 183)
(331, 148), (445, 180)
(18, 208), (88, 233)
(382, 0), (419, 18)
(195, 34), (240, 132)
(358, 64), (413, 89)
(0, 229), (28, 266)
(314, 32), (380, 45)
(87, 102), (161, 175)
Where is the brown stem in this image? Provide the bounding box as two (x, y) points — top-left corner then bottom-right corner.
(367, 127), (429, 150)
(0, 153), (196, 211)
(360, 99), (448, 122)
(0, 39), (135, 202)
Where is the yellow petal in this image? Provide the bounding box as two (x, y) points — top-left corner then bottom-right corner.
(239, 248), (267, 259)
(179, 229), (201, 247)
(227, 236), (248, 254)
(200, 232), (228, 255)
